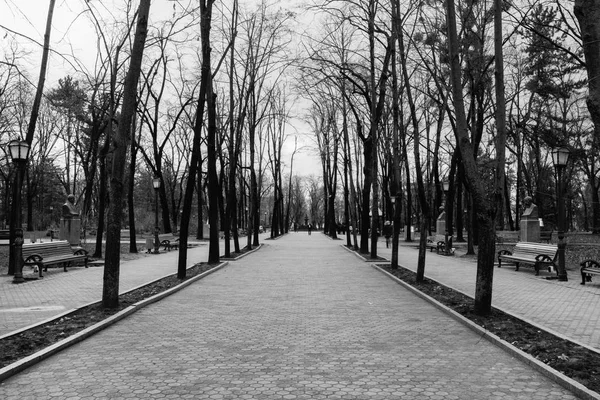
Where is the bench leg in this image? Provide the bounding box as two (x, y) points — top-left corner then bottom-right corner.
(581, 272), (593, 285)
(534, 263), (539, 276)
(515, 262), (519, 272)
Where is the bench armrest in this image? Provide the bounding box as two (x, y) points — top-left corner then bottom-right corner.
(74, 249), (88, 256)
(497, 249), (512, 257)
(581, 259), (600, 269)
(24, 254), (44, 263)
(535, 254), (553, 263)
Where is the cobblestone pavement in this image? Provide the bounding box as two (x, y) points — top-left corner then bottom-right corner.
(0, 241), (213, 337)
(374, 238), (600, 352)
(0, 233), (581, 399)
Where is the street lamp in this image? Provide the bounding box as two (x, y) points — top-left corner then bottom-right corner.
(551, 147), (570, 281)
(442, 178), (453, 256)
(49, 206), (54, 241)
(8, 139), (30, 283)
(152, 177), (161, 254)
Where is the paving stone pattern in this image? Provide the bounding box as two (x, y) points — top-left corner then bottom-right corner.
(375, 240), (600, 351)
(0, 234), (579, 399)
(0, 243), (212, 337)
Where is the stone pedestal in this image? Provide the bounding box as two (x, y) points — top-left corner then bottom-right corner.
(60, 218), (81, 246)
(520, 218), (540, 242)
(436, 220), (446, 236)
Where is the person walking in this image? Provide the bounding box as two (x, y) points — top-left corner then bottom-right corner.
(308, 223), (312, 235)
(383, 221), (392, 248)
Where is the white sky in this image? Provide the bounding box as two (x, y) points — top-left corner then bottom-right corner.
(0, 0), (322, 178)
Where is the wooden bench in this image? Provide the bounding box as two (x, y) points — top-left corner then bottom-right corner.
(580, 259), (600, 285)
(497, 242), (557, 276)
(158, 234), (179, 251)
(540, 230), (553, 243)
(22, 240), (89, 278)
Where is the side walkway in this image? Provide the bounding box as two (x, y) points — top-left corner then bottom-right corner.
(0, 233), (579, 399)
(0, 242), (210, 337)
(374, 238), (600, 352)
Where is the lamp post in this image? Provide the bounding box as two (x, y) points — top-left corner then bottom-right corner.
(8, 139), (30, 283)
(391, 196), (399, 269)
(49, 206), (54, 241)
(551, 147), (570, 281)
(442, 178), (452, 256)
(152, 177), (161, 254)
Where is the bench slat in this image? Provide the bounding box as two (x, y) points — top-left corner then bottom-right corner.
(22, 241), (88, 278)
(498, 242), (558, 276)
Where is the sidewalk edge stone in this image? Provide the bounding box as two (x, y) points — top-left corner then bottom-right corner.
(371, 263), (600, 400)
(341, 243), (388, 262)
(0, 261), (228, 384)
(221, 244), (263, 260)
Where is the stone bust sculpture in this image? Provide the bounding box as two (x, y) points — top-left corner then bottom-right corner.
(62, 194), (79, 219)
(437, 205), (446, 221)
(522, 196), (538, 220)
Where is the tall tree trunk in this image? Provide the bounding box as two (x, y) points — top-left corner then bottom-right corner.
(446, 0), (497, 315)
(178, 10), (211, 276)
(575, 0), (600, 233)
(398, 18), (429, 280)
(201, 0), (220, 264)
(196, 156), (205, 240)
(102, 0), (151, 308)
(128, 111), (140, 253)
(94, 138), (109, 258)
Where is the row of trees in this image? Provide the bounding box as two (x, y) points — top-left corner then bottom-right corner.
(2, 0), (600, 315)
(302, 0), (600, 314)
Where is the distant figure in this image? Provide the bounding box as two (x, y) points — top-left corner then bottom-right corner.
(62, 194), (79, 219)
(522, 196), (538, 220)
(308, 223), (312, 235)
(383, 221), (392, 248)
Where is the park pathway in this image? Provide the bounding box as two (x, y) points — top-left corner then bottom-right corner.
(0, 233), (579, 399)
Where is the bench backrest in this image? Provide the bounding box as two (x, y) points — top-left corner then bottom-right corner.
(22, 241), (75, 259)
(513, 242), (557, 259)
(158, 233), (178, 240)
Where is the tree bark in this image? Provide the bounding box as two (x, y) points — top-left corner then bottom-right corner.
(102, 0), (151, 308)
(575, 1), (600, 233)
(446, 0), (497, 315)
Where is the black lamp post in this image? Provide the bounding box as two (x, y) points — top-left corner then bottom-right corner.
(152, 176), (161, 254)
(8, 139), (30, 283)
(442, 178), (452, 256)
(551, 147), (570, 281)
(391, 196), (399, 269)
(49, 206), (54, 241)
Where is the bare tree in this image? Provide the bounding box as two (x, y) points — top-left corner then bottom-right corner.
(103, 0), (152, 308)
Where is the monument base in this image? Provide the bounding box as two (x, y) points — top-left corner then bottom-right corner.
(436, 220), (446, 236)
(60, 218), (81, 246)
(520, 219), (540, 242)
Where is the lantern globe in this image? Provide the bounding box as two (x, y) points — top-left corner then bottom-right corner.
(8, 139), (30, 162)
(551, 147), (570, 168)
